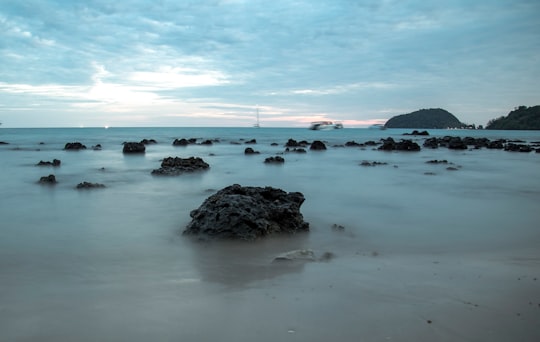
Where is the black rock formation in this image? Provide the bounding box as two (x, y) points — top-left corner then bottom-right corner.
(184, 184), (309, 241)
(151, 156), (209, 175)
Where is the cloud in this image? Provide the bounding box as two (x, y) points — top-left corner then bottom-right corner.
(0, 0), (539, 127)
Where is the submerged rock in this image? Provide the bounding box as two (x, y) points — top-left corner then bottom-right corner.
(36, 159), (61, 167)
(151, 156), (209, 175)
(76, 181), (106, 189)
(39, 174), (57, 184)
(244, 147), (260, 155)
(264, 156), (285, 164)
(273, 249), (316, 262)
(184, 184), (309, 241)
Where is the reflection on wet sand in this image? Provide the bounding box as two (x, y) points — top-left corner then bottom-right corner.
(186, 232), (320, 287)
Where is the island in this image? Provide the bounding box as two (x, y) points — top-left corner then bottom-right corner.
(384, 108), (466, 129)
(486, 105), (540, 130)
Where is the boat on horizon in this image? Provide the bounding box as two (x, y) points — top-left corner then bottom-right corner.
(309, 121), (343, 130)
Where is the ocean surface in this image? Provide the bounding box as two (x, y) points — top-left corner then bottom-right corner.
(1, 127), (539, 341)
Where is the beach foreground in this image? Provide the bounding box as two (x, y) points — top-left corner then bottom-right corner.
(0, 127), (539, 341)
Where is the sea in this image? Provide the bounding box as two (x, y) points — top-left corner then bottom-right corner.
(1, 127), (539, 341)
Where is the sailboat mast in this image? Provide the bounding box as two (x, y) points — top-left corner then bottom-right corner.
(254, 106), (260, 128)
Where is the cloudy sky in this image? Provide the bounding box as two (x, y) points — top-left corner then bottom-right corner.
(1, 0), (539, 128)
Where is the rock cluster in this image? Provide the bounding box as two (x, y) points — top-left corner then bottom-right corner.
(184, 184), (309, 241)
(36, 159), (61, 167)
(423, 136), (537, 151)
(378, 138), (420, 151)
(151, 156), (209, 175)
(285, 139), (309, 148)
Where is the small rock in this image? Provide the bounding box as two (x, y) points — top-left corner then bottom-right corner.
(36, 159), (61, 167)
(76, 182), (106, 189)
(244, 147), (260, 155)
(273, 249), (316, 263)
(264, 156), (285, 164)
(39, 174), (57, 184)
(64, 142), (86, 150)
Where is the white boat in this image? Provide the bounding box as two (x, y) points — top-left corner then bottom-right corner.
(309, 121), (343, 130)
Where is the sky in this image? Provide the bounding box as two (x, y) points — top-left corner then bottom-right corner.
(0, 0), (539, 128)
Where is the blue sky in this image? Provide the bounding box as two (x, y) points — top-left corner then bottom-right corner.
(1, 0), (539, 127)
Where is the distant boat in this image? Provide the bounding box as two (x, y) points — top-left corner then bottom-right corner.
(369, 124), (386, 130)
(309, 121), (343, 130)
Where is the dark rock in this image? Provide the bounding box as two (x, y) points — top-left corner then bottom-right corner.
(505, 143), (533, 152)
(404, 130), (429, 136)
(76, 182), (106, 189)
(310, 140), (327, 150)
(285, 139), (308, 148)
(364, 140), (379, 146)
(264, 156), (285, 164)
(92, 144), (102, 150)
(378, 138), (420, 151)
(244, 147), (260, 155)
(151, 156), (209, 175)
(426, 160), (448, 164)
(36, 159), (61, 167)
(360, 161), (388, 166)
(285, 147), (307, 153)
(200, 140), (213, 145)
(64, 142), (86, 150)
(245, 139), (257, 144)
(448, 137), (468, 149)
(331, 224), (345, 231)
(140, 139), (157, 145)
(345, 141), (362, 147)
(446, 166), (459, 171)
(423, 137), (439, 149)
(487, 139), (505, 149)
(39, 174), (57, 184)
(183, 184), (309, 241)
(122, 142), (145, 153)
(0, 141), (9, 145)
(173, 138), (197, 146)
(271, 142), (279, 146)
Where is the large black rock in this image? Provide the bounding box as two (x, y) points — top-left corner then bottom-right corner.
(151, 156), (209, 175)
(123, 142), (145, 153)
(184, 184), (309, 241)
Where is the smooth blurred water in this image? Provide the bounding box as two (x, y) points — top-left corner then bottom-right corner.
(1, 127), (539, 341)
